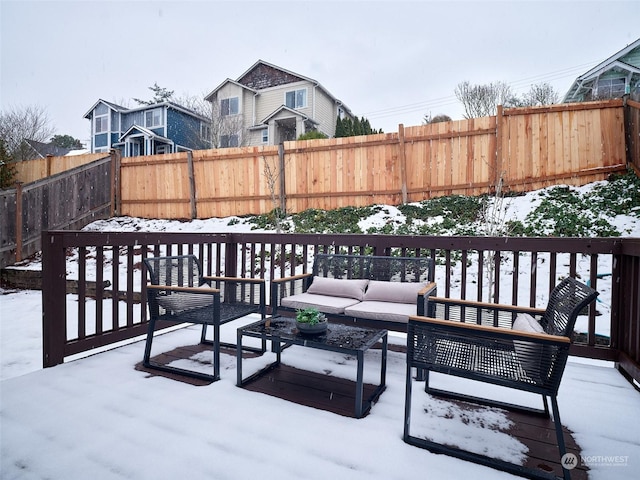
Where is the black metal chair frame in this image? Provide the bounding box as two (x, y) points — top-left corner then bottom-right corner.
(143, 254), (266, 382)
(404, 277), (598, 480)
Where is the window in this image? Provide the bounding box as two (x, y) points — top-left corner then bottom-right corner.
(285, 88), (307, 109)
(261, 128), (269, 144)
(95, 115), (108, 133)
(201, 123), (211, 142)
(595, 78), (626, 99)
(145, 108), (163, 128)
(220, 134), (239, 148)
(221, 97), (239, 116)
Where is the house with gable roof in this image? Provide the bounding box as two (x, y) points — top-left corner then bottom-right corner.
(84, 100), (211, 157)
(204, 60), (354, 147)
(563, 37), (640, 103)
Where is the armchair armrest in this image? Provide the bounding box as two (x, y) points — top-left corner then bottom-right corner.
(417, 281), (437, 316)
(271, 273), (313, 284)
(409, 315), (570, 344)
(270, 273), (313, 315)
(417, 281), (437, 296)
(429, 296), (545, 315)
(428, 296), (545, 329)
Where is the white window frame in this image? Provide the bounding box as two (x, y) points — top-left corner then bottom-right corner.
(595, 78), (626, 98)
(285, 88), (307, 109)
(261, 128), (269, 144)
(201, 123), (211, 142)
(95, 114), (108, 134)
(145, 108), (163, 128)
(221, 97), (239, 116)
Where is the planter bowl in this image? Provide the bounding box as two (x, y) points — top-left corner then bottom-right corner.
(296, 320), (328, 335)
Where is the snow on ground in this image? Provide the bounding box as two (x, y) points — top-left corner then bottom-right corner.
(1, 179), (639, 479)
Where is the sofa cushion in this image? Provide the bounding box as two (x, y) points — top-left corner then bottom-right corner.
(307, 277), (369, 301)
(512, 313), (547, 382)
(344, 301), (416, 324)
(156, 287), (215, 314)
(363, 280), (428, 304)
(281, 293), (361, 315)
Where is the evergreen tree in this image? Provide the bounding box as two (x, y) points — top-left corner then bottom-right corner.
(335, 116), (344, 137)
(133, 82), (175, 105)
(353, 117), (362, 136)
(334, 115), (381, 137)
(343, 118), (354, 136)
(362, 117), (372, 135)
(50, 134), (83, 149)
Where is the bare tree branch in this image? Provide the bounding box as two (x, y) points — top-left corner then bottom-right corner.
(0, 105), (55, 160)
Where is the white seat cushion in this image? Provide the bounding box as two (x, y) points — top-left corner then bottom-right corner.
(344, 301), (416, 324)
(280, 293), (361, 315)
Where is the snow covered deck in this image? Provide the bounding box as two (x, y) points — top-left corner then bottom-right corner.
(1, 317), (638, 480)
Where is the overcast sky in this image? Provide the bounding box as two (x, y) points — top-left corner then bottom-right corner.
(1, 0), (639, 146)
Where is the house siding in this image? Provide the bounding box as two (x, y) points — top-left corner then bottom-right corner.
(622, 47), (640, 67)
(167, 109), (206, 149)
(206, 61), (354, 146)
(255, 81), (313, 124)
(311, 88), (339, 136)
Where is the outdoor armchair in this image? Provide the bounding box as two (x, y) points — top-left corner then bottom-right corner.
(404, 276), (598, 480)
(143, 254), (265, 381)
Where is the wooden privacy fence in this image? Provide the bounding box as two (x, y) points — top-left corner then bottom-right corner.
(118, 99), (629, 219)
(0, 155), (112, 268)
(13, 152), (110, 184)
(626, 99), (640, 176)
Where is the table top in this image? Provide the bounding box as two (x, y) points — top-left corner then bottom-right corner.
(239, 316), (387, 352)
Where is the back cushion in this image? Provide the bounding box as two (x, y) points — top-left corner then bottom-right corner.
(307, 276), (369, 301)
(157, 291), (214, 314)
(364, 280), (428, 304)
(512, 313), (547, 383)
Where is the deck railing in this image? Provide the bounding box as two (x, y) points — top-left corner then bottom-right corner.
(42, 231), (640, 385)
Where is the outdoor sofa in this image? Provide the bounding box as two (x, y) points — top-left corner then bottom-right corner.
(271, 253), (437, 332)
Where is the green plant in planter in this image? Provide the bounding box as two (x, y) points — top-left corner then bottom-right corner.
(295, 307), (327, 325)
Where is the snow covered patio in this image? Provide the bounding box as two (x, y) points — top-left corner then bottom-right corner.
(1, 314), (639, 480)
(2, 214), (639, 479)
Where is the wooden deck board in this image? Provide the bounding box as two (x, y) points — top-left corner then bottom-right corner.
(137, 342), (589, 479)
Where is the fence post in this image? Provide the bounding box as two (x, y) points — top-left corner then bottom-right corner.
(42, 231), (67, 367)
(14, 182), (23, 262)
(224, 234), (239, 302)
(46, 154), (53, 177)
(187, 151), (197, 219)
(278, 143), (286, 213)
(110, 149), (121, 216)
(398, 124), (408, 204)
(495, 105), (504, 192)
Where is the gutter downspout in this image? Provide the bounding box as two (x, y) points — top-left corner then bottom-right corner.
(312, 83), (318, 120)
(253, 92), (259, 126)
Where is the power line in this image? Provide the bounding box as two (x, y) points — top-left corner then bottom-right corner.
(363, 60), (598, 120)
